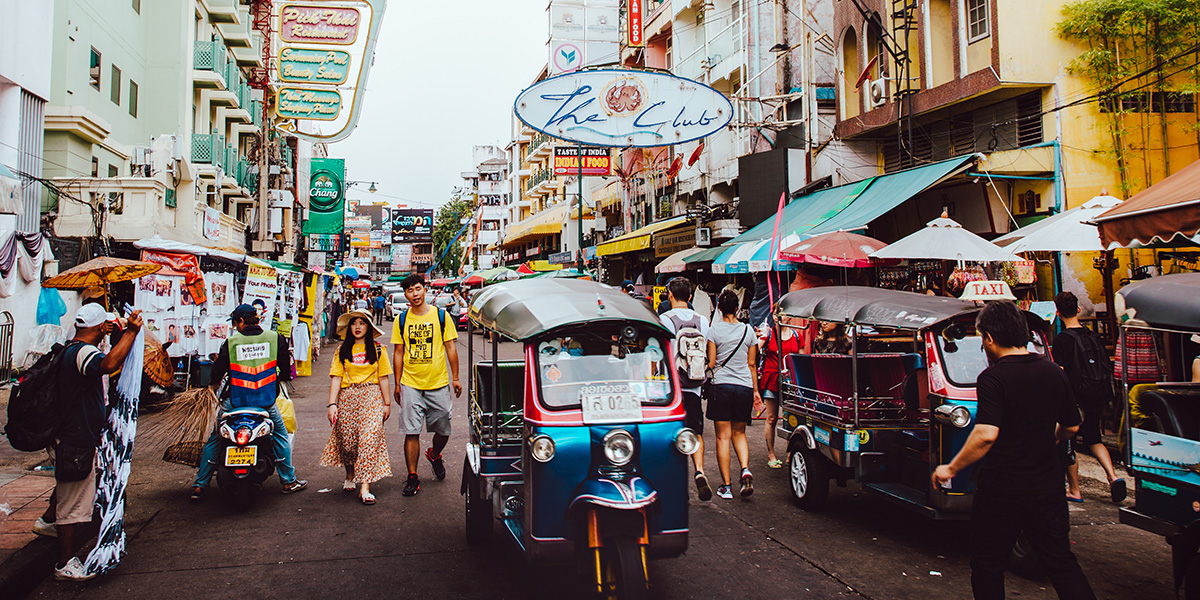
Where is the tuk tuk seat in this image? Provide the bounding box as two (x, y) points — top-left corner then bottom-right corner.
(786, 353), (921, 423)
(473, 360), (525, 442)
(1133, 385), (1200, 441)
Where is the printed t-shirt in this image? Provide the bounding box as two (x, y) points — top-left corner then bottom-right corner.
(57, 343), (107, 448)
(392, 308), (458, 390)
(331, 341), (394, 387)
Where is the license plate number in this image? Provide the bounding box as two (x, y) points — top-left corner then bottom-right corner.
(579, 384), (645, 424)
(225, 446), (257, 467)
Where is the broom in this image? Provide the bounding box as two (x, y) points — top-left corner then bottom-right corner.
(138, 386), (219, 467)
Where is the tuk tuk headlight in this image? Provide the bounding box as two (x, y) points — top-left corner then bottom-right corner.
(530, 435), (556, 463)
(933, 404), (972, 428)
(674, 428), (699, 455)
(603, 429), (635, 465)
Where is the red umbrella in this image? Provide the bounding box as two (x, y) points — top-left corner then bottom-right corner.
(516, 263), (535, 274)
(462, 274), (485, 286)
(778, 231), (895, 268)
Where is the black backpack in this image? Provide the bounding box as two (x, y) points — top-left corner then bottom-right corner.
(3, 341), (81, 451)
(1062, 328), (1114, 400)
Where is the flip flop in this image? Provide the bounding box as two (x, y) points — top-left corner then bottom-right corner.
(1066, 495), (1084, 503)
(342, 480), (356, 492)
(767, 459), (784, 469)
(1111, 478), (1128, 503)
(361, 492), (376, 505)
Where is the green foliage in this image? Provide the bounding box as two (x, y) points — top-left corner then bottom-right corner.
(432, 194), (474, 276)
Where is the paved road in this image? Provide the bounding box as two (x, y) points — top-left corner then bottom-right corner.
(19, 327), (1172, 599)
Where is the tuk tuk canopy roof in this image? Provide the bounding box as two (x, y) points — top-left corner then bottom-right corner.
(778, 286), (978, 331)
(1116, 273), (1200, 331)
(469, 279), (670, 341)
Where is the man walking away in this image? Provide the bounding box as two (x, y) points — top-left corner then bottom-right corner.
(373, 291), (386, 325)
(393, 274), (461, 496)
(659, 277), (713, 501)
(933, 301), (1095, 600)
(42, 305), (142, 580)
(191, 304), (308, 501)
(1053, 292), (1126, 503)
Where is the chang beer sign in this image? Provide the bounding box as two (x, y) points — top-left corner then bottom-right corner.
(273, 0), (387, 143)
(514, 69), (732, 148)
(302, 157), (345, 234)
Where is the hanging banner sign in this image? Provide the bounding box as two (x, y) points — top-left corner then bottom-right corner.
(549, 251), (574, 264)
(627, 0), (644, 47)
(242, 264), (279, 324)
(203, 207), (222, 240)
(514, 69), (733, 148)
(391, 208), (434, 243)
(653, 227), (696, 258)
(302, 157), (345, 234)
(278, 48), (351, 84)
(308, 233), (340, 251)
(349, 232), (371, 247)
(280, 4), (362, 45)
(553, 146), (612, 176)
(277, 87), (342, 120)
(345, 215), (372, 230)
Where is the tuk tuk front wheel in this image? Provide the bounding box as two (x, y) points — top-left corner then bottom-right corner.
(789, 445), (829, 510)
(463, 458), (492, 546)
(599, 536), (647, 600)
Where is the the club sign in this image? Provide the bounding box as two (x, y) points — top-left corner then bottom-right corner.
(514, 69), (732, 148)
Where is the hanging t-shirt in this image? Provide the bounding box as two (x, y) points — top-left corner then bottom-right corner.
(202, 317), (232, 358)
(331, 341), (393, 387)
(392, 308), (457, 390)
(205, 272), (237, 316)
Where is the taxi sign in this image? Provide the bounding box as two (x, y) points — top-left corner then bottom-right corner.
(959, 280), (1016, 301)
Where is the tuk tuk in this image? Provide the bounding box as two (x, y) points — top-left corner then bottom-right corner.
(776, 286), (1051, 519)
(462, 278), (698, 599)
(1114, 273), (1200, 596)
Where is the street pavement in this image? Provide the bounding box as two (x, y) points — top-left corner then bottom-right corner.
(1, 325), (1175, 599)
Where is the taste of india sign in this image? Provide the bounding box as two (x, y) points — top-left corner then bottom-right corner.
(273, 1), (387, 144)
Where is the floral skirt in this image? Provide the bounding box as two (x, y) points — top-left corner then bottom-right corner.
(319, 383), (392, 484)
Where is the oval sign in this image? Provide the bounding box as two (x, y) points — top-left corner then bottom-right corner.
(514, 69), (733, 148)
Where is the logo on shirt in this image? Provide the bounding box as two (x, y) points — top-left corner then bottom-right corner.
(406, 322), (436, 365)
(236, 342), (270, 361)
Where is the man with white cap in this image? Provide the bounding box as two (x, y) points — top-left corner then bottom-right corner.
(36, 304), (142, 581)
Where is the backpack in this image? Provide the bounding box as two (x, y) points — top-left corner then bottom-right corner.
(2, 341), (82, 451)
(1063, 328), (1114, 400)
(668, 312), (707, 387)
(398, 307), (447, 339)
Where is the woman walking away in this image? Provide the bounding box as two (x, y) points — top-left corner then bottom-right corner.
(321, 309), (393, 505)
(707, 290), (760, 499)
(759, 315), (801, 468)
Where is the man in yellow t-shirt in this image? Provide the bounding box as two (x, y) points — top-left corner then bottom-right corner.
(392, 274), (460, 497)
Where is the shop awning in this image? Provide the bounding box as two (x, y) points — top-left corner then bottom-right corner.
(1094, 158), (1200, 248)
(596, 216), (689, 257)
(711, 234), (803, 273)
(683, 244), (735, 266)
(526, 260), (563, 271)
(593, 181), (621, 210)
(504, 205), (569, 246)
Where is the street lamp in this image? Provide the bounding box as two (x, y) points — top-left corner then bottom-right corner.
(347, 180), (379, 193)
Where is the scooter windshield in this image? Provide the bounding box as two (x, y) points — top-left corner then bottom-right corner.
(535, 334), (674, 409)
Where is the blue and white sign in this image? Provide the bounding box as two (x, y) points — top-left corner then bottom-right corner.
(514, 69), (733, 148)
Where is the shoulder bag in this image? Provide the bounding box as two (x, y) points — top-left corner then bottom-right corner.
(703, 324), (750, 403)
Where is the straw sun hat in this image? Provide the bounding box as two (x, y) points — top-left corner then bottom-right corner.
(336, 309), (384, 340)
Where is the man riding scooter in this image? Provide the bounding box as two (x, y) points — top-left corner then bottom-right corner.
(190, 304), (308, 501)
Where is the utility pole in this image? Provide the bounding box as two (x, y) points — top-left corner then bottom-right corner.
(577, 143), (584, 271)
(257, 111), (269, 255)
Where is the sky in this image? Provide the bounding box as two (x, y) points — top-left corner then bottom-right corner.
(329, 0), (547, 212)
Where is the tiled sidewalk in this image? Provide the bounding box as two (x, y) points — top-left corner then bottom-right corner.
(0, 473), (54, 565)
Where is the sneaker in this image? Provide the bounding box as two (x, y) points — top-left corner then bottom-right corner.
(189, 486), (206, 503)
(694, 471), (713, 502)
(403, 473), (420, 496)
(716, 485), (733, 499)
(739, 469), (754, 497)
(426, 448), (446, 481)
(54, 557), (95, 582)
(32, 517), (57, 538)
(281, 479), (308, 494)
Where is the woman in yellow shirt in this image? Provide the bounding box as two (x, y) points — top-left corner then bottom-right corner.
(320, 309), (393, 504)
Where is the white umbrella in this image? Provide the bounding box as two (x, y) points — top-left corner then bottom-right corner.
(655, 247), (704, 273)
(870, 215), (1018, 262)
(993, 195), (1123, 253)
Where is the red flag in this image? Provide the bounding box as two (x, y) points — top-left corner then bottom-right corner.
(766, 191), (787, 307)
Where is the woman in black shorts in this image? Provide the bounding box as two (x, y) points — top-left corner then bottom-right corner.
(706, 290), (759, 499)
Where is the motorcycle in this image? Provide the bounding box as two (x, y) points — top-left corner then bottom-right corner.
(212, 377), (277, 510)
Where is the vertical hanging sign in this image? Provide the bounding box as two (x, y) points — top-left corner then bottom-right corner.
(627, 0), (644, 47)
(302, 157), (345, 234)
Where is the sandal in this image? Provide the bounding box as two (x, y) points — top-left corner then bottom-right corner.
(361, 492), (376, 505)
(767, 458), (784, 469)
(342, 480), (356, 492)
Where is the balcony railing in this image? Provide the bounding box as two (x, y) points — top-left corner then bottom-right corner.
(191, 133), (226, 164)
(224, 146), (238, 175)
(530, 132), (550, 153)
(237, 160), (258, 190)
(194, 40), (230, 76)
(674, 15), (743, 81)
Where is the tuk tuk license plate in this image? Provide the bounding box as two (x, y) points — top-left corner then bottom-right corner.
(225, 446), (257, 467)
(580, 384), (644, 424)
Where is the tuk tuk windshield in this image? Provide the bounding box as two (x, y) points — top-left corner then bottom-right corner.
(936, 325), (1047, 387)
(535, 332), (674, 409)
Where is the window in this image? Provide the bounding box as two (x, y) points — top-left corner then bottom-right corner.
(966, 0), (989, 42)
(110, 66), (121, 105)
(107, 166), (123, 214)
(1100, 91), (1196, 114)
(89, 48), (101, 90)
(129, 81), (138, 117)
(132, 0), (140, 13)
(91, 157), (99, 177)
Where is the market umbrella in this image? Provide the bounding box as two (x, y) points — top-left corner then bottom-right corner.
(42, 256), (161, 289)
(462, 271), (485, 286)
(870, 215), (1018, 262)
(141, 328), (175, 388)
(516, 263), (535, 274)
(529, 269), (591, 280)
(336, 266), (360, 280)
(778, 231), (894, 268)
(655, 247), (705, 273)
(993, 195), (1123, 253)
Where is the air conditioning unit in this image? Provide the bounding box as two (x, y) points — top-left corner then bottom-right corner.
(697, 227), (712, 247)
(868, 79), (888, 108)
(131, 146), (152, 177)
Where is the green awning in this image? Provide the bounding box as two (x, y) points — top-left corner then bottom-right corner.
(261, 258), (307, 273)
(682, 245), (731, 264)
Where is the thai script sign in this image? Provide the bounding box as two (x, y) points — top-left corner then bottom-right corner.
(280, 4), (361, 45)
(278, 48), (351, 84)
(302, 158), (345, 234)
(391, 208), (434, 243)
(553, 146), (611, 176)
(278, 87), (342, 120)
(514, 70), (733, 148)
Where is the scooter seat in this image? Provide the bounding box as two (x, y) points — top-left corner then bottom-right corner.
(223, 407), (271, 417)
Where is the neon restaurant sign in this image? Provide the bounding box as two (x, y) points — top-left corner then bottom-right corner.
(514, 69), (733, 148)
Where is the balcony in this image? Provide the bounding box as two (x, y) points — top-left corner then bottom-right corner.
(218, 7), (252, 47)
(193, 40), (231, 89)
(51, 177), (176, 243)
(237, 160), (258, 191)
(191, 132), (227, 166)
(674, 15), (744, 82)
(201, 0), (240, 24)
(529, 132), (553, 161)
(233, 31), (264, 67)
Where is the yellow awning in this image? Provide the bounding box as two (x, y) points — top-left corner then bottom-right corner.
(593, 181), (621, 210)
(596, 216), (689, 257)
(527, 260), (563, 271)
(503, 205), (568, 246)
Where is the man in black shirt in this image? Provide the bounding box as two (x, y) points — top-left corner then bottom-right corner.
(933, 301), (1095, 600)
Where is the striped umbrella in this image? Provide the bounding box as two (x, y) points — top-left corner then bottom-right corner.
(711, 234), (802, 274)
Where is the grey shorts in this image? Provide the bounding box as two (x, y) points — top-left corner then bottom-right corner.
(400, 385), (453, 436)
(56, 463), (97, 525)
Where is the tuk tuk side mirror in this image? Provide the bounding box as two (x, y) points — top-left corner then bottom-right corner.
(621, 326), (638, 343)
